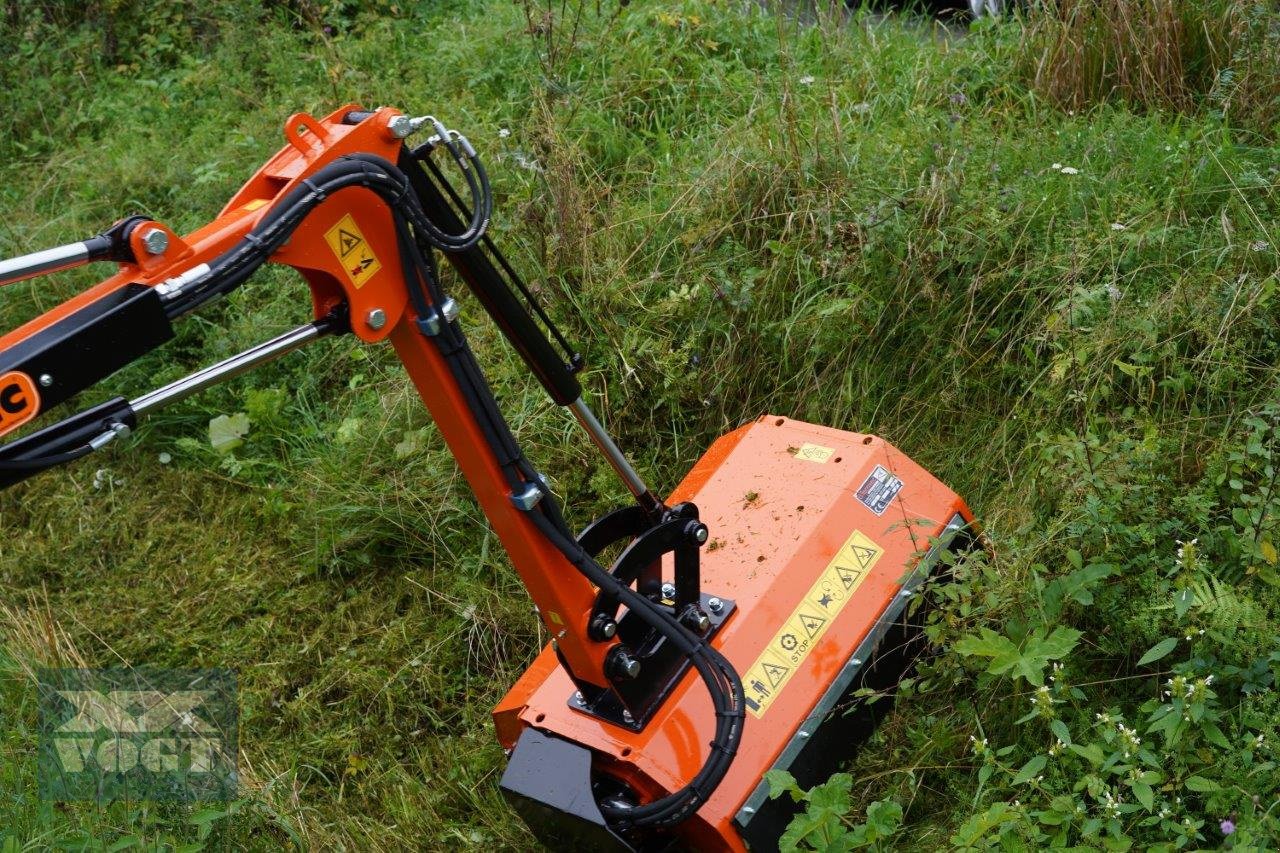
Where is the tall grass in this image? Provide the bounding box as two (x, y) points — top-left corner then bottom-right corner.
(1019, 0), (1280, 139)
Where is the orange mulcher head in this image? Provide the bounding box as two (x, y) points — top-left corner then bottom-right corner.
(496, 416), (976, 851)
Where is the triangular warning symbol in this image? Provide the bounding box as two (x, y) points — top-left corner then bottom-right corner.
(834, 564), (862, 590)
(761, 661), (789, 688)
(798, 612), (827, 638)
(849, 544), (878, 570)
(338, 229), (363, 257)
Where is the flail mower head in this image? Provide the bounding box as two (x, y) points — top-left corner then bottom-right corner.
(496, 417), (975, 851)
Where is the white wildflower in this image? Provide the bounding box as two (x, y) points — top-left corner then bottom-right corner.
(798, 75), (815, 85)
(498, 128), (511, 139)
(1060, 166), (1080, 175)
(1111, 222), (1127, 231)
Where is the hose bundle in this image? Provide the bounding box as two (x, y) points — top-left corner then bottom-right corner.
(159, 138), (744, 834)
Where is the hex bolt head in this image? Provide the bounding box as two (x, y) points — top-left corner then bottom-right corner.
(687, 611), (711, 633)
(38, 374), (53, 388)
(386, 114), (413, 139)
(707, 597), (723, 614)
(366, 308), (387, 330)
(588, 613), (617, 641)
(607, 646), (642, 680)
(141, 228), (169, 255)
(660, 582), (677, 601)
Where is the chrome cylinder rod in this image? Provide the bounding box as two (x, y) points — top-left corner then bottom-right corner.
(569, 397), (660, 511)
(131, 321), (329, 416)
(0, 242), (93, 288)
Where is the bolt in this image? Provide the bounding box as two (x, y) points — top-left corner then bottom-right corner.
(386, 114), (414, 139)
(111, 422), (132, 439)
(686, 610), (711, 633)
(366, 308), (387, 330)
(693, 524), (709, 544)
(589, 613), (617, 641)
(574, 691), (584, 703)
(38, 374), (53, 388)
(141, 228), (169, 255)
(660, 582), (677, 601)
(622, 710), (634, 724)
(608, 646), (642, 680)
(707, 597), (723, 614)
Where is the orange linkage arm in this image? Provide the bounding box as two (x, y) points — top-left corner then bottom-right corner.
(0, 105), (617, 690)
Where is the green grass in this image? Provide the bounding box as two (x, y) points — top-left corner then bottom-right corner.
(2, 0), (1280, 849)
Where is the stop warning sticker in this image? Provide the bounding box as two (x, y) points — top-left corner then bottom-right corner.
(0, 371), (40, 438)
(324, 213), (382, 289)
(741, 528), (883, 719)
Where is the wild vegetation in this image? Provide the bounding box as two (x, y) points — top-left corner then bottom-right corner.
(1, 0), (1279, 849)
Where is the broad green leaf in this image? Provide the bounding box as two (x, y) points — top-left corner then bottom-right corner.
(955, 626), (1081, 685)
(764, 769), (803, 802)
(1051, 719), (1072, 746)
(1132, 781), (1154, 811)
(1069, 742), (1105, 767)
(208, 412), (250, 454)
(1203, 722), (1230, 748)
(1136, 637), (1178, 667)
(1012, 754), (1047, 785)
(806, 773), (853, 810)
(1173, 587), (1195, 620)
(1184, 775), (1219, 792)
(863, 799), (903, 839)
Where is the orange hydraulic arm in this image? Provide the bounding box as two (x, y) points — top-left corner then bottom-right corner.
(0, 105), (745, 839)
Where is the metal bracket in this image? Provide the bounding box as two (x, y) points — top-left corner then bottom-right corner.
(416, 297), (459, 336)
(510, 479), (544, 511)
(567, 591), (736, 731)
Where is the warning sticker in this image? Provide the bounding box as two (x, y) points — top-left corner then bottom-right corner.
(794, 443), (834, 464)
(323, 213), (382, 289)
(854, 465), (903, 516)
(741, 529), (883, 718)
(0, 371), (40, 439)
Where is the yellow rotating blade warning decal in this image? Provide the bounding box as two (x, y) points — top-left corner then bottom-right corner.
(324, 213), (382, 289)
(742, 529), (883, 719)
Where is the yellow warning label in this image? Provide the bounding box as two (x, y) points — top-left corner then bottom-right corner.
(795, 443), (835, 464)
(324, 213), (382, 289)
(741, 529), (883, 719)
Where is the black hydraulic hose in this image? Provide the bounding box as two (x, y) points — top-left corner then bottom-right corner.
(153, 146), (744, 832)
(168, 153), (489, 318)
(395, 202), (744, 831)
